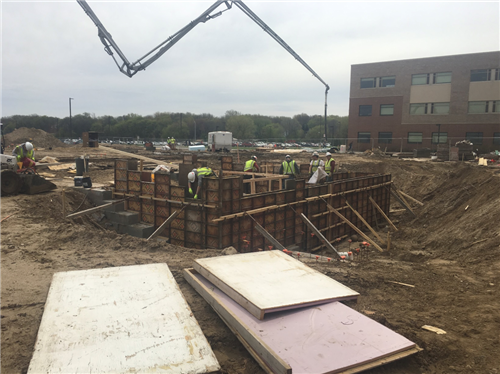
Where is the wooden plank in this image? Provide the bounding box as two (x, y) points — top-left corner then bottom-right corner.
(388, 187), (415, 216)
(185, 269), (418, 374)
(112, 192), (216, 209)
(65, 199), (127, 219)
(369, 196), (398, 232)
(100, 145), (178, 168)
(253, 221), (285, 250)
(399, 190), (424, 206)
(147, 208), (183, 241)
(300, 213), (340, 257)
(343, 197), (386, 245)
(184, 269), (292, 374)
(321, 198), (385, 253)
(192, 250), (359, 320)
(28, 264), (220, 374)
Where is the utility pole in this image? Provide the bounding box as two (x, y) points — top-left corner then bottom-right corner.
(69, 98), (74, 138)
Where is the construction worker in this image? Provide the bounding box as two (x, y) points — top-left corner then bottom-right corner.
(188, 167), (215, 199)
(308, 151), (324, 177)
(243, 156), (259, 193)
(324, 152), (336, 181)
(278, 154), (299, 188)
(12, 142), (36, 169)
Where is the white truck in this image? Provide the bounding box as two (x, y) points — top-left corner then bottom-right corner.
(208, 131), (232, 152)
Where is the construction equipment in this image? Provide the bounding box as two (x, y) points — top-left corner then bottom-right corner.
(0, 125), (57, 196)
(77, 0), (330, 129)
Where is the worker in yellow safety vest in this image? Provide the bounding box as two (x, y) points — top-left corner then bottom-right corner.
(187, 167), (214, 199)
(243, 156), (260, 193)
(278, 154), (299, 188)
(324, 151), (336, 181)
(12, 142), (36, 169)
(308, 151), (324, 177)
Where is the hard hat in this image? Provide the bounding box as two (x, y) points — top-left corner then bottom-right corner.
(326, 152), (332, 156)
(252, 155), (257, 160)
(25, 142), (33, 151)
(313, 152), (319, 157)
(188, 171), (196, 183)
(285, 154), (291, 159)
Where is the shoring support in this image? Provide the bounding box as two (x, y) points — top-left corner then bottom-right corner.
(245, 212), (285, 250)
(341, 194), (386, 245)
(147, 205), (186, 241)
(369, 196), (398, 232)
(386, 186), (415, 217)
(300, 213), (341, 257)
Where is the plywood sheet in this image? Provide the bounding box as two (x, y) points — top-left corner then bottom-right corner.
(28, 263), (220, 374)
(184, 268), (418, 374)
(193, 250), (359, 319)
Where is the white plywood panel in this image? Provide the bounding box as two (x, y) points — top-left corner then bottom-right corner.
(193, 250), (359, 319)
(28, 263), (220, 374)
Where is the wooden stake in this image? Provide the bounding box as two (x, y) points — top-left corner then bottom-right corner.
(369, 196), (398, 231)
(387, 231), (391, 251)
(398, 190), (424, 206)
(139, 160), (144, 172)
(343, 197), (385, 245)
(66, 199), (127, 219)
(147, 208), (183, 241)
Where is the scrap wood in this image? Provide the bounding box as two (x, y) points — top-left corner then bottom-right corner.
(38, 172), (56, 178)
(398, 190), (424, 206)
(48, 163), (75, 171)
(421, 325), (447, 334)
(387, 281), (415, 288)
(0, 214), (15, 223)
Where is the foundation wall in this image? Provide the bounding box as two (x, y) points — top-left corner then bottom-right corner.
(113, 159), (391, 251)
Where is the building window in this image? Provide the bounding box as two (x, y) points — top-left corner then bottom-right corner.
(466, 132), (483, 145)
(412, 73), (429, 85)
(494, 132), (500, 145)
(493, 101), (500, 113)
(358, 132), (371, 143)
(410, 103), (427, 115)
(468, 101), (489, 114)
(431, 132), (448, 144)
(433, 72), (452, 84)
(495, 69), (500, 81)
(408, 132), (423, 144)
(360, 78), (376, 88)
(378, 132), (392, 144)
(431, 103), (450, 114)
(359, 105), (372, 116)
(470, 69), (491, 82)
(380, 104), (394, 116)
(380, 76), (396, 87)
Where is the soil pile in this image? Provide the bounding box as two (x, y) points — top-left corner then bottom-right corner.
(4, 127), (67, 149)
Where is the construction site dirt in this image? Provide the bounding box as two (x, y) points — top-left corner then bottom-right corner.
(1, 142), (499, 374)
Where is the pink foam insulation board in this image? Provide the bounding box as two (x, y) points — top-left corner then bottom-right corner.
(193, 250), (359, 319)
(184, 268), (419, 374)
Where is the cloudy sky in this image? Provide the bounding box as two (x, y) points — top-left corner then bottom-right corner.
(1, 1), (499, 119)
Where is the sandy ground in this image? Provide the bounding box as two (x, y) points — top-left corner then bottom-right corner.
(1, 144), (500, 374)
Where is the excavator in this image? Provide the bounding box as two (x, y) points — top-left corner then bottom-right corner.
(0, 125), (57, 195)
(77, 0), (330, 129)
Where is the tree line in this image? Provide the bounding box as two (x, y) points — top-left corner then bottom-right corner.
(1, 111), (348, 142)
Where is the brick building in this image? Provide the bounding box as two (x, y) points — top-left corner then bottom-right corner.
(348, 51), (500, 152)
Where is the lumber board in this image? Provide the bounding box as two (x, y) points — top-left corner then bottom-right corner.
(184, 269), (292, 374)
(192, 250), (358, 320)
(65, 199), (126, 219)
(147, 208), (183, 241)
(184, 269), (419, 374)
(388, 187), (415, 216)
(343, 198), (386, 245)
(399, 190), (424, 206)
(300, 213), (340, 257)
(112, 192), (216, 208)
(28, 264), (220, 374)
(369, 196), (398, 232)
(99, 145), (178, 168)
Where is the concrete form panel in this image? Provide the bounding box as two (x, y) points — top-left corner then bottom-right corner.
(193, 250), (359, 320)
(28, 264), (220, 374)
(184, 268), (418, 374)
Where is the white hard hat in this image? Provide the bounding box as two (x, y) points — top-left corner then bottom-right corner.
(188, 171), (195, 183)
(313, 152), (319, 157)
(252, 155), (257, 160)
(25, 142), (33, 151)
(326, 152), (331, 156)
(285, 154), (291, 158)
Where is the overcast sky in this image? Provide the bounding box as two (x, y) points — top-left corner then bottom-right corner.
(1, 1), (499, 120)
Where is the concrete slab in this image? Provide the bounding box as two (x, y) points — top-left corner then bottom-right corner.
(193, 250), (359, 319)
(126, 223), (155, 238)
(105, 210), (139, 225)
(185, 268), (418, 374)
(28, 264), (220, 373)
(101, 200), (125, 212)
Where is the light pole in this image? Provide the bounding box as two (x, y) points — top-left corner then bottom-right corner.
(69, 98), (74, 138)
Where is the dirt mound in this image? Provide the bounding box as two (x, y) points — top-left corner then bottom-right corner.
(4, 127), (67, 149)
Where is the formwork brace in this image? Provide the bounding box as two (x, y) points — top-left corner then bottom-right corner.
(369, 196), (398, 232)
(113, 192), (217, 209)
(245, 212), (285, 251)
(147, 205), (187, 241)
(212, 181), (392, 223)
(300, 213), (341, 257)
(342, 194), (386, 245)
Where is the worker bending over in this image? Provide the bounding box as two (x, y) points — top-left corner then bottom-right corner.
(324, 152), (335, 181)
(279, 154), (299, 188)
(243, 156), (259, 194)
(308, 151), (324, 177)
(12, 142), (36, 169)
(188, 167), (214, 199)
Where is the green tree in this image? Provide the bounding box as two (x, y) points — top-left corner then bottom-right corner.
(226, 115), (256, 139)
(260, 123), (285, 139)
(305, 125), (323, 140)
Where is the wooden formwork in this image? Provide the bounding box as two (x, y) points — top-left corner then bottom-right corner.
(113, 160), (391, 252)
